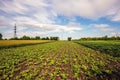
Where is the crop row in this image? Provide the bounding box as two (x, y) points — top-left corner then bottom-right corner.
(0, 41), (119, 80)
(75, 41), (120, 57)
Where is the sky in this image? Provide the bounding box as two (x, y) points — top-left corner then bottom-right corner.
(0, 0), (120, 40)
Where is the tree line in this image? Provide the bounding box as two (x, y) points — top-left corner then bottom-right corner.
(0, 33), (120, 41)
(79, 35), (120, 40)
(10, 35), (59, 40)
(0, 33), (59, 40)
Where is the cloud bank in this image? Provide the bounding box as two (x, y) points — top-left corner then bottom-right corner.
(0, 0), (120, 39)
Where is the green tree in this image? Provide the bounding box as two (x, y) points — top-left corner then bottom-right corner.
(103, 35), (108, 40)
(0, 33), (2, 40)
(68, 37), (72, 41)
(35, 36), (40, 40)
(41, 37), (46, 40)
(20, 35), (30, 40)
(46, 37), (49, 40)
(50, 36), (59, 40)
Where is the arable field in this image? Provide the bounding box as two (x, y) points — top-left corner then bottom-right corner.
(0, 40), (51, 49)
(75, 40), (120, 57)
(0, 41), (120, 80)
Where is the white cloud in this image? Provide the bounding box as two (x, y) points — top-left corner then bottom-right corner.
(51, 0), (119, 19)
(34, 11), (56, 24)
(14, 16), (38, 24)
(19, 23), (82, 32)
(94, 24), (109, 28)
(0, 16), (14, 27)
(92, 24), (114, 32)
(0, 0), (48, 14)
(0, 0), (27, 14)
(15, 22), (82, 39)
(0, 14), (82, 39)
(110, 11), (120, 21)
(51, 0), (95, 18)
(0, 0), (120, 21)
(110, 32), (120, 36)
(13, 15), (82, 31)
(20, 23), (82, 39)
(0, 0), (120, 39)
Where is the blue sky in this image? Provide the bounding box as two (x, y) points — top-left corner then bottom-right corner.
(0, 0), (120, 40)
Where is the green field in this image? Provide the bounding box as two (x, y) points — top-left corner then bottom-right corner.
(75, 40), (120, 57)
(0, 41), (120, 80)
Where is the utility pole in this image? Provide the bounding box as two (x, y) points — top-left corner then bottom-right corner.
(14, 23), (17, 38)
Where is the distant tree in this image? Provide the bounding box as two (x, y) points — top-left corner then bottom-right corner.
(46, 37), (49, 40)
(79, 35), (120, 41)
(35, 36), (40, 40)
(30, 37), (35, 40)
(54, 37), (59, 40)
(50, 36), (59, 40)
(50, 37), (53, 40)
(41, 37), (46, 40)
(116, 36), (120, 40)
(80, 38), (87, 40)
(20, 35), (30, 40)
(103, 35), (108, 40)
(0, 33), (2, 40)
(68, 37), (72, 41)
(15, 37), (19, 40)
